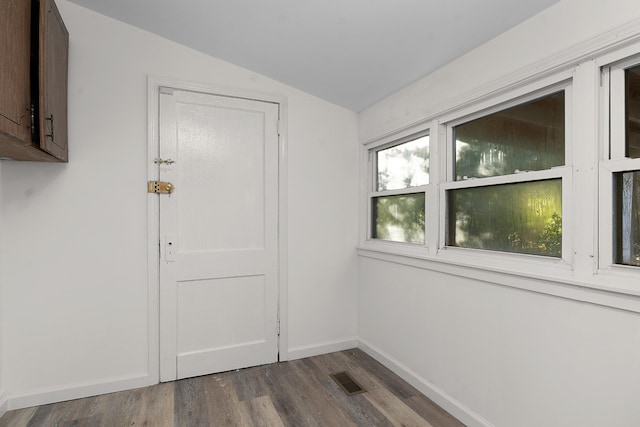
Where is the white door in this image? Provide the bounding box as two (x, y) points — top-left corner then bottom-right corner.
(157, 88), (280, 381)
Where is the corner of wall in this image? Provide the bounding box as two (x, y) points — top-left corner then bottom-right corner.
(0, 389), (7, 419)
(357, 339), (494, 427)
(287, 337), (359, 361)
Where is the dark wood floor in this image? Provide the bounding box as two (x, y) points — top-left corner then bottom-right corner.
(0, 349), (465, 426)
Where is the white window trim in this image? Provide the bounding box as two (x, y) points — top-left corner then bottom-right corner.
(438, 81), (573, 265)
(598, 56), (640, 277)
(436, 72), (574, 125)
(366, 130), (430, 245)
(361, 121), (438, 255)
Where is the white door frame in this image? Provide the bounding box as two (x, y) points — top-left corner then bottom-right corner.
(146, 76), (289, 385)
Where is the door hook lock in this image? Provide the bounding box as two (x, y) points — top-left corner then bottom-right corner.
(154, 158), (176, 165)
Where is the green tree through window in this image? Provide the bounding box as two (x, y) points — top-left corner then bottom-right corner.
(372, 135), (429, 244)
(449, 180), (562, 257)
(448, 91), (565, 257)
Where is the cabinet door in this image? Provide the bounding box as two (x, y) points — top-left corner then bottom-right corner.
(0, 0), (32, 145)
(39, 0), (69, 162)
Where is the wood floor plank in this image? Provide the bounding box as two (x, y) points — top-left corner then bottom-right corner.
(128, 382), (174, 427)
(200, 373), (249, 427)
(174, 375), (213, 426)
(0, 406), (37, 427)
(259, 361), (324, 427)
(56, 395), (104, 427)
(283, 359), (359, 427)
(26, 400), (82, 426)
(240, 395), (285, 427)
(365, 387), (434, 427)
(406, 395), (466, 427)
(73, 393), (111, 426)
(174, 371), (249, 426)
(100, 386), (150, 426)
(230, 364), (270, 402)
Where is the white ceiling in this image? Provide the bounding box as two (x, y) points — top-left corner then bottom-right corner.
(67, 0), (560, 112)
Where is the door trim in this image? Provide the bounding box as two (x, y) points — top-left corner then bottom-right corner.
(146, 76), (289, 385)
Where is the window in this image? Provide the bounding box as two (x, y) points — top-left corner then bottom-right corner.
(369, 134), (429, 244)
(603, 61), (640, 268)
(626, 65), (640, 158)
(359, 43), (640, 293)
(444, 89), (568, 257)
(614, 171), (640, 266)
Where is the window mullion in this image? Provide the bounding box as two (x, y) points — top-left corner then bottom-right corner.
(425, 120), (443, 254)
(568, 60), (598, 275)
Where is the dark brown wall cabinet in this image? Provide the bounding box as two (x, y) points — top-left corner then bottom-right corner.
(0, 0), (69, 162)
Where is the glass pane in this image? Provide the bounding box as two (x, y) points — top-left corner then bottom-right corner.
(448, 180), (562, 257)
(454, 92), (565, 180)
(626, 65), (640, 158)
(372, 193), (425, 244)
(377, 136), (429, 191)
(614, 171), (640, 267)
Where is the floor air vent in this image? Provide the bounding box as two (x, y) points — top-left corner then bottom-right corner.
(330, 371), (366, 396)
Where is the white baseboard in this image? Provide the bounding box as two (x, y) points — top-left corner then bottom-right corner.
(0, 389), (8, 419)
(358, 339), (494, 427)
(7, 374), (151, 411)
(287, 337), (358, 361)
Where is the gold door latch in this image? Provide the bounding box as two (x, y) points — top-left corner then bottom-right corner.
(147, 181), (175, 194)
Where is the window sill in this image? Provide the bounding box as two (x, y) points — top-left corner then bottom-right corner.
(358, 242), (640, 314)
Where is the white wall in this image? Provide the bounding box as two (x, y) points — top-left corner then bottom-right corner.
(0, 0), (359, 408)
(359, 0), (640, 426)
(359, 258), (640, 427)
(361, 0), (640, 141)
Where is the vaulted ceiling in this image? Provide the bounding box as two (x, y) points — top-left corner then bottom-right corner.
(67, 0), (560, 111)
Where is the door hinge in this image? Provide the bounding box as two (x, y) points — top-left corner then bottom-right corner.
(277, 119), (281, 135)
(147, 181), (175, 194)
(276, 320), (280, 335)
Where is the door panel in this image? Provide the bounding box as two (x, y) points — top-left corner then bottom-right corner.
(158, 89), (279, 381)
(177, 275), (268, 379)
(176, 103), (266, 251)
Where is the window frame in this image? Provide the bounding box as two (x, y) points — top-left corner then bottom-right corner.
(358, 30), (640, 300)
(439, 81), (574, 263)
(364, 127), (433, 250)
(599, 55), (640, 272)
